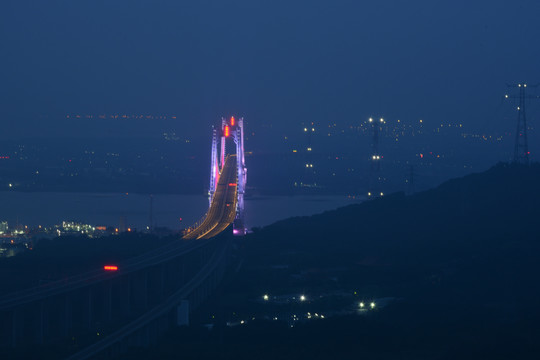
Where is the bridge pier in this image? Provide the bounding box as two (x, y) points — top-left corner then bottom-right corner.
(11, 308), (23, 347)
(139, 271), (148, 310)
(104, 280), (112, 322)
(63, 295), (73, 338)
(157, 264), (165, 302)
(84, 287), (94, 330)
(35, 300), (47, 344)
(121, 276), (131, 319)
(177, 300), (189, 326)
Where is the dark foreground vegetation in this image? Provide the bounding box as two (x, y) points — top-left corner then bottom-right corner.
(3, 162), (540, 359)
(123, 162), (540, 359)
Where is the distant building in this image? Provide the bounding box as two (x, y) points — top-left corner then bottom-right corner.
(0, 221), (8, 234)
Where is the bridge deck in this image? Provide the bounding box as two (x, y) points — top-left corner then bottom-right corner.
(183, 155), (238, 240)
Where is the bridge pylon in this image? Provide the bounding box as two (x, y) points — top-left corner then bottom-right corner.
(208, 116), (247, 236)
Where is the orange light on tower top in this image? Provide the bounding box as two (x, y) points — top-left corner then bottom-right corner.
(104, 265), (118, 271)
(224, 125), (230, 137)
(230, 116), (235, 126)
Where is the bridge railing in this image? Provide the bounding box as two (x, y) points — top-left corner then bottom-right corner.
(182, 212), (208, 236)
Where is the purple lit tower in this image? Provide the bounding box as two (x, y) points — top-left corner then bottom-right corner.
(208, 126), (219, 207)
(208, 116), (247, 235)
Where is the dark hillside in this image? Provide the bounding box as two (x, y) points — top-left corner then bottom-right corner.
(237, 163), (540, 302)
(120, 163), (540, 360)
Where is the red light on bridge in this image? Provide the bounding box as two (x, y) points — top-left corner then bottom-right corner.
(224, 126), (230, 137)
(228, 183), (237, 187)
(230, 116), (235, 126)
(104, 265), (118, 271)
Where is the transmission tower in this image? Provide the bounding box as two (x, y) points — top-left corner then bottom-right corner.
(368, 117), (385, 197)
(302, 123), (315, 186)
(505, 83), (539, 164)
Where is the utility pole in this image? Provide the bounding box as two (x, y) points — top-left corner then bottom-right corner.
(407, 164), (415, 195)
(505, 83), (539, 165)
(149, 194), (154, 233)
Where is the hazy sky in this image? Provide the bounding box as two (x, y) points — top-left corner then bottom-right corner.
(1, 0), (539, 138)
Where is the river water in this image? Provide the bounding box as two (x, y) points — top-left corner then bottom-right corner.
(0, 192), (359, 231)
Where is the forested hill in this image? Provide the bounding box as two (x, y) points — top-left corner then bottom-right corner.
(252, 162), (540, 267)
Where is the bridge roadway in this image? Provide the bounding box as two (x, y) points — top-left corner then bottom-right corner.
(183, 155), (238, 240)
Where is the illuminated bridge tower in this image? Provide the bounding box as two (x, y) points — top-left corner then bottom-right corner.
(208, 116), (247, 236)
(208, 127), (219, 207)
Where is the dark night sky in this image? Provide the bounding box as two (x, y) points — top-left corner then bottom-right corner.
(1, 0), (539, 139)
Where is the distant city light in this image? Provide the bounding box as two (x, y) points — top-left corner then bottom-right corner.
(104, 265), (118, 271)
(359, 302), (365, 308)
(370, 302), (376, 309)
(263, 294), (269, 301)
(300, 295), (306, 301)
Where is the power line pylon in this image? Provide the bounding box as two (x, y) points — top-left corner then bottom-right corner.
(302, 123), (315, 186)
(505, 83), (539, 165)
(368, 117), (385, 197)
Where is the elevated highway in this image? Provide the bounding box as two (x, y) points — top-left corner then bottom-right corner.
(0, 117), (247, 358)
(183, 155), (238, 240)
(0, 235), (230, 358)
